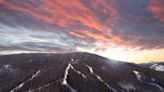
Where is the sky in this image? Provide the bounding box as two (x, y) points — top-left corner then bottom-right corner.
(0, 0), (164, 63)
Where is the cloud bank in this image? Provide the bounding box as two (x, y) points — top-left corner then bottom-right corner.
(0, 0), (163, 54)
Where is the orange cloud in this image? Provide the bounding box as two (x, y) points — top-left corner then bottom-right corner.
(1, 0), (122, 50)
(3, 0), (162, 51)
(148, 0), (164, 22)
(4, 0), (110, 31)
(69, 31), (86, 39)
(0, 0), (5, 4)
(77, 30), (110, 42)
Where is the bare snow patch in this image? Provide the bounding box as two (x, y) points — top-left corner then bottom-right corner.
(118, 82), (136, 92)
(150, 64), (164, 72)
(0, 64), (14, 73)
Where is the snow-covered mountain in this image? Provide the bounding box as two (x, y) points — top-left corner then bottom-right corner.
(0, 52), (164, 92)
(140, 62), (164, 72)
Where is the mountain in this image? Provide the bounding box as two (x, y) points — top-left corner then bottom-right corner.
(140, 62), (164, 72)
(0, 52), (164, 92)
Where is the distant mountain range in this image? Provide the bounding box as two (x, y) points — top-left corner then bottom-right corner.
(0, 52), (164, 92)
(140, 62), (164, 72)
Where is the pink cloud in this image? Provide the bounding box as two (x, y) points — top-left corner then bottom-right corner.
(148, 0), (164, 22)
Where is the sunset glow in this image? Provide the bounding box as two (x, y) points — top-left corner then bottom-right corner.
(0, 0), (163, 63)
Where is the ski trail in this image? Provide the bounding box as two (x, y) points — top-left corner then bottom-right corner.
(61, 63), (77, 92)
(133, 70), (164, 92)
(10, 70), (41, 92)
(84, 64), (118, 92)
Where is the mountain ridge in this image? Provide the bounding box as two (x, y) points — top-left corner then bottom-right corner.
(0, 52), (164, 92)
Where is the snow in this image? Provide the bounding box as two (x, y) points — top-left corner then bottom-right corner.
(30, 70), (41, 80)
(118, 82), (136, 92)
(71, 65), (87, 78)
(84, 64), (118, 92)
(61, 63), (77, 92)
(133, 70), (164, 92)
(61, 63), (71, 85)
(133, 70), (141, 81)
(30, 62), (83, 92)
(84, 64), (94, 74)
(150, 64), (164, 72)
(30, 82), (51, 92)
(10, 69), (41, 92)
(0, 64), (13, 73)
(61, 62), (118, 92)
